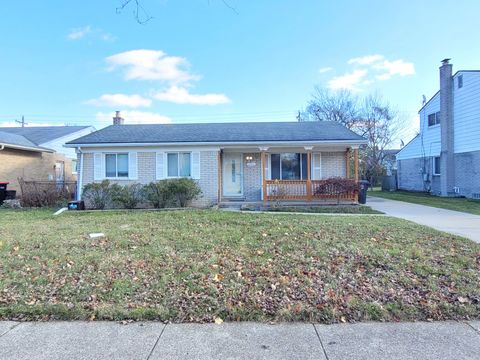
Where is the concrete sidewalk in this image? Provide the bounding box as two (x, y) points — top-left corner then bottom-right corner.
(1, 321), (479, 359)
(367, 196), (480, 243)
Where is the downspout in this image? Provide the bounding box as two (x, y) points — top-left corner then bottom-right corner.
(76, 147), (84, 201)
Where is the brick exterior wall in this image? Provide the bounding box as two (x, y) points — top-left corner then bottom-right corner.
(454, 150), (480, 198)
(397, 157), (424, 192)
(193, 151), (219, 207)
(398, 151), (480, 198)
(321, 152), (346, 179)
(0, 148), (76, 195)
(81, 151), (219, 207)
(242, 152), (262, 201)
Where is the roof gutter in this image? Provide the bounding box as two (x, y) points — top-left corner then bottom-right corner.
(65, 139), (368, 148)
(0, 143), (54, 153)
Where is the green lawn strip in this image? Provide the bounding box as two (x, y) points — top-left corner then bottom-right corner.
(370, 190), (480, 215)
(0, 209), (479, 323)
(266, 205), (382, 214)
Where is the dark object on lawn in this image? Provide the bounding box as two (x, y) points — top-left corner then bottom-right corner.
(5, 190), (16, 200)
(358, 180), (370, 204)
(382, 175), (397, 192)
(0, 182), (9, 205)
(68, 200), (85, 210)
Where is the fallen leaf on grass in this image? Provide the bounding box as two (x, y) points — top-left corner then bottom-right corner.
(213, 273), (224, 282)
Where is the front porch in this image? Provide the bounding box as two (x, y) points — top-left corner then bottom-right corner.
(217, 146), (360, 205)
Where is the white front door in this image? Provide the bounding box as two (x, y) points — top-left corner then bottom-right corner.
(223, 153), (243, 197)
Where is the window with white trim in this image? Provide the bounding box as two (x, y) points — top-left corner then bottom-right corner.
(167, 152), (191, 177)
(105, 153), (129, 178)
(433, 156), (441, 175)
(270, 153), (309, 180)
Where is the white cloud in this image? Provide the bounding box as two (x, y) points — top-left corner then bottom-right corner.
(374, 59), (415, 80)
(86, 94), (152, 108)
(67, 26), (92, 40)
(106, 49), (199, 84)
(152, 86), (231, 105)
(327, 55), (415, 91)
(95, 111), (172, 125)
(348, 54), (384, 65)
(103, 49), (230, 106)
(67, 26), (115, 42)
(318, 67), (333, 74)
(328, 69), (368, 91)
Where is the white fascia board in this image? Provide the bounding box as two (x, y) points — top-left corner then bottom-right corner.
(1, 143), (54, 153)
(40, 126), (96, 148)
(65, 139), (368, 149)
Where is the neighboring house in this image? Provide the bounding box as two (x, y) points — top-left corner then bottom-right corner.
(66, 115), (366, 207)
(396, 59), (480, 198)
(0, 126), (95, 194)
(380, 149), (400, 174)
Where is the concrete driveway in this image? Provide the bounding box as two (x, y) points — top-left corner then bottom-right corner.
(368, 196), (480, 243)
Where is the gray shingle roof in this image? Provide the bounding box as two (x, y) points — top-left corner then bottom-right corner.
(0, 131), (53, 152)
(0, 126), (90, 145)
(67, 121), (366, 145)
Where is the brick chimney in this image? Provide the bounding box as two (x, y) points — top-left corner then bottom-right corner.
(113, 111), (124, 125)
(439, 58), (455, 196)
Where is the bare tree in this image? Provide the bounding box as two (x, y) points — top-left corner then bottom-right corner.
(116, 0), (153, 24)
(300, 88), (403, 185)
(359, 93), (403, 186)
(299, 87), (360, 130)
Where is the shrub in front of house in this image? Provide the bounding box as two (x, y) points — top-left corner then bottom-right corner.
(111, 183), (144, 209)
(18, 178), (75, 208)
(313, 177), (359, 203)
(143, 179), (202, 208)
(167, 178), (202, 207)
(82, 179), (202, 210)
(142, 180), (172, 208)
(82, 180), (114, 209)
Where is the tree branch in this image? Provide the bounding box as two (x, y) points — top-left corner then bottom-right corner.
(116, 0), (153, 24)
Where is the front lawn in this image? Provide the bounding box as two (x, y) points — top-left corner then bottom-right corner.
(370, 189), (480, 215)
(1, 209), (479, 323)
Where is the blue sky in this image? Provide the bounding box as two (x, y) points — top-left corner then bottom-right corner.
(0, 0), (478, 143)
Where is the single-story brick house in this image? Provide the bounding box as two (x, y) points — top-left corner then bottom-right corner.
(0, 126), (94, 194)
(66, 115), (367, 206)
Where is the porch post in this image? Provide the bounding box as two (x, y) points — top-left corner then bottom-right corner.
(260, 147), (269, 204)
(353, 147), (359, 181)
(305, 146), (313, 202)
(353, 147), (359, 203)
(217, 150), (222, 204)
(345, 148), (351, 179)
